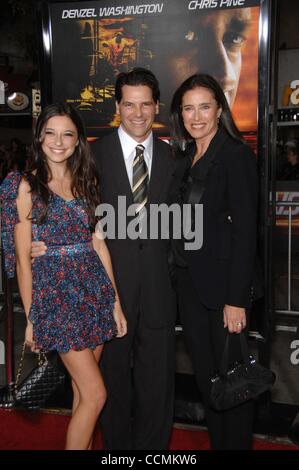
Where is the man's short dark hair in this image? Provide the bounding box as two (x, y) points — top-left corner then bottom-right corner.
(115, 67), (160, 103)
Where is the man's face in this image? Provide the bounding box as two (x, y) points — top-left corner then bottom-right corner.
(167, 8), (252, 108)
(287, 149), (298, 166)
(116, 85), (159, 142)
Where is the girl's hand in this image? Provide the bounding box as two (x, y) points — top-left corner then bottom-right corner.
(113, 299), (127, 338)
(25, 320), (40, 353)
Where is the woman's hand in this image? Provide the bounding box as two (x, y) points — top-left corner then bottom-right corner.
(25, 320), (40, 352)
(113, 299), (127, 338)
(223, 304), (246, 334)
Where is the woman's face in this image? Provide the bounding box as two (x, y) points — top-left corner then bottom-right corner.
(40, 115), (79, 165)
(181, 86), (221, 144)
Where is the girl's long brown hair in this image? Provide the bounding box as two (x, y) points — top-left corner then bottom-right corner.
(25, 102), (100, 231)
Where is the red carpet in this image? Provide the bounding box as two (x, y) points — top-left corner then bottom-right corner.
(0, 409), (298, 450)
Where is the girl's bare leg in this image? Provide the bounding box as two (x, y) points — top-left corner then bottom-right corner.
(71, 345), (103, 449)
(60, 346), (105, 450)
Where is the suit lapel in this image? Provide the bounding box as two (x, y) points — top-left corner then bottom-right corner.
(109, 133), (134, 205)
(148, 138), (170, 203)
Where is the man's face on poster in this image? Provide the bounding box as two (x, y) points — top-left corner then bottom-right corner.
(165, 8), (252, 109)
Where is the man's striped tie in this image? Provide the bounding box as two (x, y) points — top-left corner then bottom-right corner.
(132, 144), (148, 214)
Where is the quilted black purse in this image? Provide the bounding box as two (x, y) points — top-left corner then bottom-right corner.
(210, 332), (275, 411)
(13, 342), (65, 410)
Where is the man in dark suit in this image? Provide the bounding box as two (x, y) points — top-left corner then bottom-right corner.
(92, 68), (176, 450)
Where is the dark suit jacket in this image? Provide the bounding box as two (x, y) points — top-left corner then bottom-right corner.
(171, 129), (258, 310)
(92, 130), (176, 328)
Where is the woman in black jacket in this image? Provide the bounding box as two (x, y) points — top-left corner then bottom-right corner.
(170, 74), (258, 450)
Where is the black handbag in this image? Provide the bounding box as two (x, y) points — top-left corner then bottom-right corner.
(13, 342), (65, 410)
(210, 332), (275, 411)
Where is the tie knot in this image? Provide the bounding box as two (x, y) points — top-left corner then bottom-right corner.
(136, 144), (145, 158)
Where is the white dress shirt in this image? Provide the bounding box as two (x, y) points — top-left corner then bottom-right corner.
(118, 125), (153, 189)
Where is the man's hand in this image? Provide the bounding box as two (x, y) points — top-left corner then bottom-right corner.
(31, 241), (47, 259)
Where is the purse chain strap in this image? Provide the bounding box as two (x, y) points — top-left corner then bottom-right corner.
(13, 341), (47, 391)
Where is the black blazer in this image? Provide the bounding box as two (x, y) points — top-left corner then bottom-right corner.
(171, 129), (258, 310)
(92, 130), (177, 328)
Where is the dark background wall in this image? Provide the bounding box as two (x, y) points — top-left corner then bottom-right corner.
(278, 0), (299, 49)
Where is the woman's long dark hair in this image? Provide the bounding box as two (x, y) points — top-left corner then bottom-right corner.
(170, 74), (244, 157)
(25, 102), (100, 230)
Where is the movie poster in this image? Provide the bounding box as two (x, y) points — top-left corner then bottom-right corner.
(48, 0), (260, 143)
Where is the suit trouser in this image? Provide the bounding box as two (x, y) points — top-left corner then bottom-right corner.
(100, 302), (175, 450)
(176, 267), (254, 450)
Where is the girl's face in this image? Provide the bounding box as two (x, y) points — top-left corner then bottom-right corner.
(40, 115), (79, 165)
